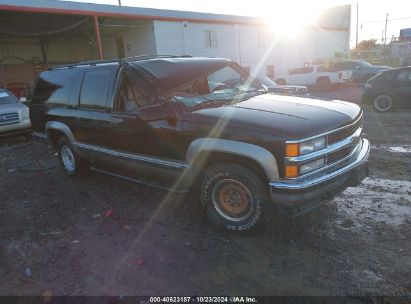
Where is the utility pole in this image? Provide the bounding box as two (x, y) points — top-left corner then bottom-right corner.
(356, 2), (359, 49)
(383, 13), (388, 63)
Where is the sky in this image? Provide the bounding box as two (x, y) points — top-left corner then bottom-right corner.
(68, 0), (411, 48)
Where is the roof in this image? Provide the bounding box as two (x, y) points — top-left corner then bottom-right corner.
(0, 0), (261, 25)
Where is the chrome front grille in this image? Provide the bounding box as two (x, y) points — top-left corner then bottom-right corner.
(328, 115), (363, 145)
(284, 112), (364, 179)
(0, 112), (19, 126)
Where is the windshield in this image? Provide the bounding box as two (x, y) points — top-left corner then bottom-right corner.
(359, 61), (373, 67)
(0, 91), (16, 105)
(166, 64), (265, 109)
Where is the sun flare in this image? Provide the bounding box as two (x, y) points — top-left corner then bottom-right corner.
(263, 3), (320, 38)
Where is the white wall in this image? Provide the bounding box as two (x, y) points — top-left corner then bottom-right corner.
(122, 22), (157, 57)
(152, 19), (349, 81)
(154, 20), (237, 60)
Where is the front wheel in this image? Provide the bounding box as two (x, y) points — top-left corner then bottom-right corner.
(373, 94), (394, 112)
(57, 137), (89, 177)
(199, 163), (267, 232)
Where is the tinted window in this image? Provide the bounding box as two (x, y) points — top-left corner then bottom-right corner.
(32, 70), (76, 106)
(289, 67), (313, 75)
(116, 77), (150, 112)
(0, 91), (16, 105)
(382, 71), (395, 80)
(79, 70), (112, 110)
(396, 70), (411, 81)
(334, 62), (348, 70)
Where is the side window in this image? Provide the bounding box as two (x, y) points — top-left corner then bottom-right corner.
(205, 30), (217, 48)
(290, 67), (313, 75)
(32, 70), (75, 106)
(79, 70), (112, 110)
(396, 70), (410, 81)
(382, 71), (395, 80)
(116, 77), (150, 112)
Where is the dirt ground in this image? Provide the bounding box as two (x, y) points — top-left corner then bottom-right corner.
(0, 87), (410, 298)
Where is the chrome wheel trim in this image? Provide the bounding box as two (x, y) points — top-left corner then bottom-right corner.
(61, 145), (76, 173)
(374, 95), (393, 112)
(211, 178), (254, 222)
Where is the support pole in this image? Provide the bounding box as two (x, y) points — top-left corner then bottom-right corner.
(93, 15), (104, 60)
(356, 2), (359, 49)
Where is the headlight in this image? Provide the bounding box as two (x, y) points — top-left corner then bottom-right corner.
(284, 158), (325, 178)
(21, 109), (29, 120)
(285, 136), (326, 157)
(300, 158), (325, 175)
(300, 137), (326, 155)
(364, 83), (372, 90)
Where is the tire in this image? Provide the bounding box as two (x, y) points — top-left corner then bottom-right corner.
(199, 163), (267, 232)
(373, 94), (394, 112)
(316, 77), (331, 91)
(24, 133), (32, 141)
(275, 79), (286, 85)
(57, 137), (89, 177)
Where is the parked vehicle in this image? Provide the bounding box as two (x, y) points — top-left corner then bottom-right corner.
(255, 76), (309, 96)
(333, 60), (391, 83)
(0, 89), (32, 140)
(275, 65), (352, 91)
(362, 66), (411, 112)
(30, 56), (370, 232)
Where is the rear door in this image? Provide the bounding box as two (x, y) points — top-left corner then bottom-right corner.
(70, 66), (118, 148)
(393, 69), (411, 107)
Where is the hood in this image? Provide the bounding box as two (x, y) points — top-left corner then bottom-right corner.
(186, 94), (361, 140)
(268, 85), (308, 95)
(372, 65), (391, 71)
(0, 102), (27, 114)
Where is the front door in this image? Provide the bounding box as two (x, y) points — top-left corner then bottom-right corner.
(98, 72), (187, 189)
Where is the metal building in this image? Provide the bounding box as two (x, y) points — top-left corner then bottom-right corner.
(0, 0), (350, 98)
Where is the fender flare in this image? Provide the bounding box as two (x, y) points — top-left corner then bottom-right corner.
(186, 138), (280, 180)
(45, 121), (81, 153)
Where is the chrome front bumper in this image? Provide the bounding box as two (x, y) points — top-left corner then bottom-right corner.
(269, 138), (370, 213)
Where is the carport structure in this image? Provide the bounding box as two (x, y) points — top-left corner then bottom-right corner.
(0, 0), (256, 98)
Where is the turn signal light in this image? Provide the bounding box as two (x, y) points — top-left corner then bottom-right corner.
(285, 143), (299, 157)
(285, 165), (299, 178)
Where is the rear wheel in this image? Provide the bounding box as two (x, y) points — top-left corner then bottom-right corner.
(373, 94), (394, 112)
(199, 163), (266, 232)
(316, 77), (331, 91)
(57, 137), (89, 177)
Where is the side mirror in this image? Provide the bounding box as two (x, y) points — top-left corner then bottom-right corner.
(19, 97), (27, 104)
(355, 66), (361, 70)
(138, 103), (170, 122)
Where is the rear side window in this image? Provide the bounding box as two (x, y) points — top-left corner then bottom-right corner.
(79, 70), (112, 110)
(289, 67), (313, 75)
(396, 70), (411, 81)
(32, 70), (76, 106)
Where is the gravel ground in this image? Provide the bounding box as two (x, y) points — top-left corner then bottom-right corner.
(0, 88), (410, 298)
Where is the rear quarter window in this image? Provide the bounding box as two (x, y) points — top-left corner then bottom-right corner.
(31, 69), (77, 106)
(79, 69), (112, 110)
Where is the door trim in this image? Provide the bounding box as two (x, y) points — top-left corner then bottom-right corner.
(76, 142), (189, 171)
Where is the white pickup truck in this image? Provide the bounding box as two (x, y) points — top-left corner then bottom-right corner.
(275, 65), (352, 91)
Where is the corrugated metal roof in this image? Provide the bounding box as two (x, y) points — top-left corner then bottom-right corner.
(0, 0), (261, 24)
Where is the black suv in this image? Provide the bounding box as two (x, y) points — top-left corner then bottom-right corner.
(30, 56), (370, 232)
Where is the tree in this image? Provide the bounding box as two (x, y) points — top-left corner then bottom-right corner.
(356, 39), (379, 50)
